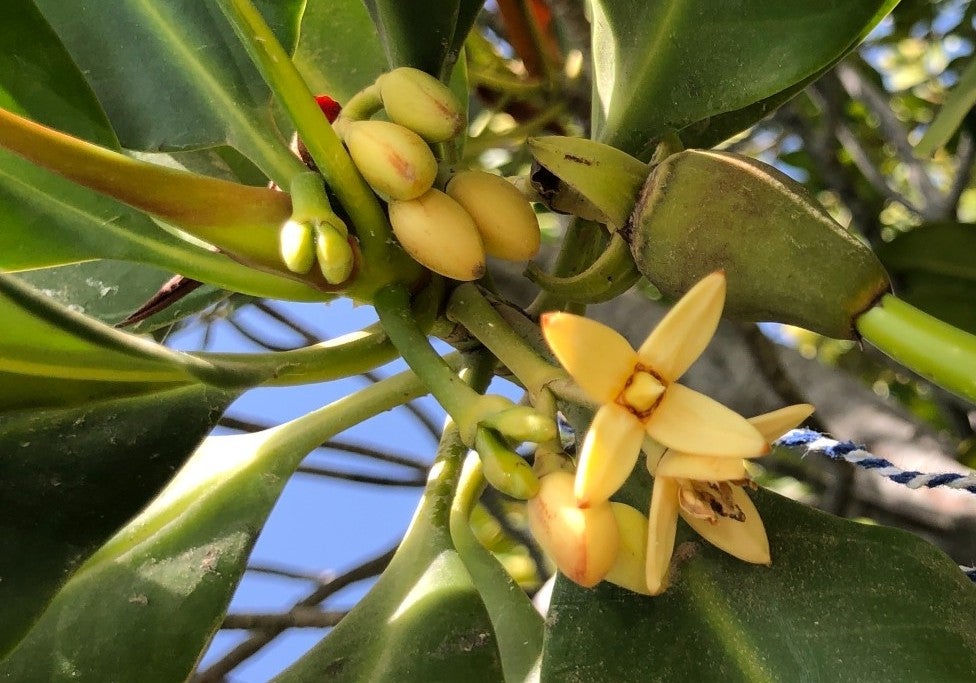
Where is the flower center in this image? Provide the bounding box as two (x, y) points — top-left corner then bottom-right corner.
(677, 480), (745, 524)
(618, 368), (665, 417)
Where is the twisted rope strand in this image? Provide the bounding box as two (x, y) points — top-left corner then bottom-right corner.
(776, 428), (976, 582)
(776, 428), (976, 494)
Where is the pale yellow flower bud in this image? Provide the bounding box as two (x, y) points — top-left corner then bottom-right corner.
(377, 67), (463, 143)
(314, 222), (355, 285)
(388, 188), (486, 281)
(479, 406), (558, 443)
(446, 171), (541, 261)
(474, 427), (540, 500)
(342, 120), (437, 200)
(278, 219), (315, 274)
(527, 471), (619, 587)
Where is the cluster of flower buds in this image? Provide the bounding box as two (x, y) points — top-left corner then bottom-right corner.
(329, 67), (541, 281)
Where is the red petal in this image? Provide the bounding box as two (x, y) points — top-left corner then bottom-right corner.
(315, 95), (342, 123)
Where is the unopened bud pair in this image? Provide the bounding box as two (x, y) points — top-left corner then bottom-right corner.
(278, 173), (354, 285)
(389, 171), (542, 281)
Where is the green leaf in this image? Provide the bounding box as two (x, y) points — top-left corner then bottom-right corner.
(0, 148), (323, 302)
(878, 222), (976, 283)
(293, 0), (388, 104)
(0, 363), (441, 679)
(541, 489), (976, 681)
(0, 383), (238, 658)
(0, 272), (196, 383)
(277, 432), (503, 682)
(0, 0), (116, 147)
(916, 56), (976, 157)
(13, 261), (211, 328)
(0, 272), (276, 390)
(591, 0), (897, 156)
(32, 0), (305, 184)
(0, 371), (168, 413)
(877, 223), (976, 334)
(363, 0), (465, 77)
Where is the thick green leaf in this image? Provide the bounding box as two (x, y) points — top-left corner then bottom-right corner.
(0, 0), (116, 147)
(0, 272), (196, 382)
(878, 222), (976, 283)
(363, 0), (460, 77)
(0, 0), (119, 147)
(878, 223), (976, 334)
(541, 488), (976, 681)
(293, 0), (388, 104)
(277, 433), (503, 682)
(0, 363), (438, 680)
(0, 148), (323, 302)
(0, 426), (282, 681)
(0, 384), (238, 658)
(14, 261), (206, 328)
(591, 0), (897, 156)
(0, 271), (278, 391)
(32, 0), (304, 183)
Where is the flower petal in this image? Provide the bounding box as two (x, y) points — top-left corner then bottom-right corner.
(680, 485), (770, 565)
(655, 452), (748, 481)
(646, 475), (680, 595)
(527, 471), (620, 587)
(748, 403), (815, 443)
(643, 437), (667, 474)
(574, 404), (644, 508)
(541, 312), (638, 403)
(645, 384), (767, 457)
(636, 271), (725, 382)
(605, 502), (650, 595)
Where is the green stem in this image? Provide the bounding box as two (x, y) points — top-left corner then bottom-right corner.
(449, 451), (545, 682)
(447, 283), (566, 399)
(374, 283), (483, 420)
(856, 294), (976, 402)
(524, 232), (640, 303)
(265, 355), (467, 473)
(339, 84), (383, 122)
(288, 171), (337, 222)
(413, 354), (495, 534)
(199, 280), (444, 386)
(195, 322), (397, 386)
(214, 0), (394, 266)
(527, 219), (606, 315)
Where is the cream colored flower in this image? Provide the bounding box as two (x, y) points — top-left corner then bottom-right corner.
(541, 271), (767, 508)
(645, 403), (814, 595)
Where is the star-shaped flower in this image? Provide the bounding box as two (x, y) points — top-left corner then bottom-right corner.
(541, 271), (767, 508)
(644, 403), (814, 594)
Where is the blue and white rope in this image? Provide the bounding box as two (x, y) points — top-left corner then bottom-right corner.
(777, 428), (976, 582)
(775, 428), (976, 495)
